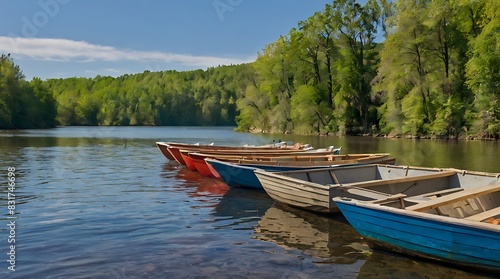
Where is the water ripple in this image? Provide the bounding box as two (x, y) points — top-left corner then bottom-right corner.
(0, 127), (494, 279)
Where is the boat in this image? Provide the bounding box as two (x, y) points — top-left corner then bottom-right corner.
(205, 154), (396, 189)
(221, 152), (392, 165)
(179, 147), (343, 177)
(165, 143), (335, 165)
(333, 183), (500, 275)
(155, 141), (312, 162)
(254, 164), (500, 213)
(156, 142), (177, 160)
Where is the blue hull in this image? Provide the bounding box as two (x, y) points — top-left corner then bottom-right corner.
(206, 159), (328, 189)
(335, 199), (500, 274)
(210, 161), (263, 189)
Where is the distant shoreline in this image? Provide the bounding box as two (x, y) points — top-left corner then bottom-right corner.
(2, 125), (496, 141)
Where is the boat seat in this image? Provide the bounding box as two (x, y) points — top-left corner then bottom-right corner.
(335, 171), (456, 189)
(464, 207), (500, 222)
(406, 184), (500, 212)
(345, 187), (396, 200)
(403, 188), (465, 203)
(337, 187), (408, 207)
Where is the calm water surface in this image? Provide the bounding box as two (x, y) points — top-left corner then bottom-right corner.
(0, 127), (498, 279)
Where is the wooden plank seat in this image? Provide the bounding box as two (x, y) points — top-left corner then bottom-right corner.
(345, 187), (402, 200)
(464, 207), (500, 222)
(329, 170), (456, 189)
(340, 187), (408, 205)
(403, 187), (465, 203)
(406, 184), (500, 212)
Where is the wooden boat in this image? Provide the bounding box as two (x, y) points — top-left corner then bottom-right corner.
(333, 184), (500, 274)
(156, 142), (176, 160)
(205, 154), (396, 189)
(166, 144), (334, 165)
(254, 164), (500, 213)
(180, 147), (343, 176)
(155, 141), (311, 162)
(188, 152), (219, 178)
(224, 153), (396, 165)
(179, 150), (198, 171)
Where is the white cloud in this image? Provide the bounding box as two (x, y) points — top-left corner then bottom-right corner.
(84, 68), (126, 75)
(0, 36), (255, 67)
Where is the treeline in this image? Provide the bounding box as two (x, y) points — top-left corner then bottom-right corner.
(236, 0), (499, 139)
(0, 54), (57, 129)
(1, 0), (498, 139)
(45, 64), (254, 126)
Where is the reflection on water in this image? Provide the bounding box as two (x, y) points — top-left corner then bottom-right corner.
(213, 187), (274, 230)
(358, 250), (494, 279)
(254, 204), (369, 264)
(0, 127), (497, 279)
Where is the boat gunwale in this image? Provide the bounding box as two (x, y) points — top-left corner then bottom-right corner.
(334, 197), (500, 232)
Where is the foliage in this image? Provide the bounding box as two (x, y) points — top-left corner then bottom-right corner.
(43, 64), (254, 127)
(235, 0), (388, 135)
(0, 54), (57, 128)
(372, 0), (495, 138)
(1, 0), (498, 138)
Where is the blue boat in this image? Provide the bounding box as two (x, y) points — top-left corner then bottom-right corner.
(205, 154), (396, 190)
(205, 158), (324, 189)
(333, 184), (500, 275)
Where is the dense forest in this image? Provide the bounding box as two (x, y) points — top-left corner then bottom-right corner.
(45, 64), (253, 127)
(236, 0), (499, 139)
(0, 0), (498, 139)
(0, 54), (57, 129)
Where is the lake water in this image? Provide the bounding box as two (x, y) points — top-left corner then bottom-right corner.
(0, 126), (498, 279)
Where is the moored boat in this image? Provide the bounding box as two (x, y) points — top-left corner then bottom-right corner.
(156, 142), (176, 160)
(206, 154), (396, 189)
(155, 141), (312, 162)
(179, 150), (197, 171)
(254, 164), (500, 213)
(178, 147), (343, 176)
(188, 152), (219, 178)
(333, 184), (500, 275)
(165, 144), (337, 165)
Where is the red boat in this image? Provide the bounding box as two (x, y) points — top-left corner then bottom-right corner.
(156, 141), (313, 162)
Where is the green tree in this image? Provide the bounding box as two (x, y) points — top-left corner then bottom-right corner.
(0, 54), (57, 129)
(329, 0), (384, 134)
(30, 78), (57, 128)
(375, 0), (440, 136)
(464, 0), (500, 138)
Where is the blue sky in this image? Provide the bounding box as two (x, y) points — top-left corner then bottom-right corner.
(0, 0), (334, 80)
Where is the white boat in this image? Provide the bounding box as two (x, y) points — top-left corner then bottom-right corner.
(254, 164), (500, 213)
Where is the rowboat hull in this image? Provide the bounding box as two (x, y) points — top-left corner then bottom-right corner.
(156, 142), (176, 160)
(168, 145), (187, 165)
(206, 155), (396, 189)
(335, 198), (500, 274)
(230, 155), (396, 166)
(182, 147), (340, 158)
(255, 164), (500, 213)
(189, 153), (217, 178)
(209, 160), (263, 189)
(180, 152), (197, 171)
(182, 148), (349, 177)
(156, 141), (312, 164)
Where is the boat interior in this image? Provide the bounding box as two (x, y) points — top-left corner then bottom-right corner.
(273, 164), (500, 223)
(353, 184), (500, 225)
